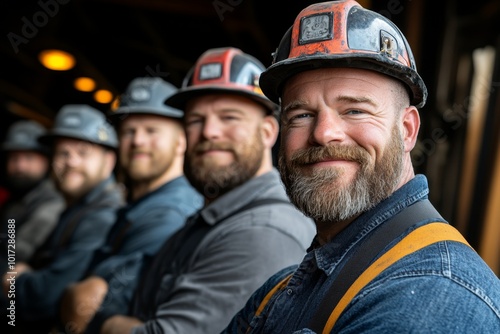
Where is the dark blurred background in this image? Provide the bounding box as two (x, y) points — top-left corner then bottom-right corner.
(1, 0), (499, 274)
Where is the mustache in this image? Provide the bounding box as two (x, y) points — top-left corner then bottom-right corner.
(129, 150), (151, 156)
(290, 145), (369, 165)
(193, 141), (234, 154)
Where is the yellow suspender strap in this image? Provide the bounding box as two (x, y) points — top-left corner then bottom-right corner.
(322, 222), (471, 333)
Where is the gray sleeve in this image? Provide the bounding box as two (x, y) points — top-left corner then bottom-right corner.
(132, 220), (309, 334)
(16, 200), (65, 261)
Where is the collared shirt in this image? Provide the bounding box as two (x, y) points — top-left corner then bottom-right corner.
(14, 177), (124, 325)
(223, 175), (500, 333)
(84, 176), (203, 331)
(130, 169), (316, 334)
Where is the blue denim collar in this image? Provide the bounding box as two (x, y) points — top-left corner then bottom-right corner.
(312, 174), (429, 275)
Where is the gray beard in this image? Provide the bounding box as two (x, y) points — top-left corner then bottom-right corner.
(279, 126), (404, 225)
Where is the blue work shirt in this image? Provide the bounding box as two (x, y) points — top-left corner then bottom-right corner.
(14, 177), (124, 325)
(84, 176), (203, 332)
(223, 175), (500, 333)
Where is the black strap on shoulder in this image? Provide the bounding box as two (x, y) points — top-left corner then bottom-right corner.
(308, 199), (442, 332)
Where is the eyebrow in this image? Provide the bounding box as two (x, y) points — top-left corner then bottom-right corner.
(282, 95), (377, 113)
(336, 95), (377, 107)
(282, 100), (308, 114)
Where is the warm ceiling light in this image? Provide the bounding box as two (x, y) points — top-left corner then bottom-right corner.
(94, 89), (114, 104)
(74, 77), (96, 92)
(39, 49), (76, 71)
(110, 96), (120, 111)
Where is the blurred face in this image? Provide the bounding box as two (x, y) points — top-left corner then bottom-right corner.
(119, 114), (183, 184)
(6, 151), (48, 191)
(52, 138), (115, 200)
(279, 68), (418, 228)
(183, 94), (268, 199)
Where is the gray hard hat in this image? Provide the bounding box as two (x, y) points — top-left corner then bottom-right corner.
(39, 104), (118, 149)
(108, 77), (183, 122)
(2, 120), (49, 154)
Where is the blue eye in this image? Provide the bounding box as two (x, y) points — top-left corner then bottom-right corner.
(185, 118), (202, 126)
(346, 109), (363, 115)
(290, 113), (313, 120)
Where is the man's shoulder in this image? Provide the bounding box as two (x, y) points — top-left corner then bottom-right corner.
(132, 177), (202, 217)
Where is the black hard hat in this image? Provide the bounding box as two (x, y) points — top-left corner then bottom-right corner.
(165, 47), (278, 114)
(39, 104), (118, 149)
(260, 0), (427, 108)
(2, 120), (49, 154)
(108, 77), (183, 122)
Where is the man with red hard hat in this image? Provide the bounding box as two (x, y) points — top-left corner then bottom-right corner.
(91, 47), (315, 334)
(223, 1), (500, 333)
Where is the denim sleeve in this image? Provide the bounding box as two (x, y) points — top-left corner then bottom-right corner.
(85, 208), (189, 332)
(91, 207), (188, 281)
(15, 208), (116, 322)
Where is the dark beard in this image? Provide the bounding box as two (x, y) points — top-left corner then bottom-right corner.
(7, 174), (44, 196)
(184, 134), (264, 200)
(279, 125), (404, 225)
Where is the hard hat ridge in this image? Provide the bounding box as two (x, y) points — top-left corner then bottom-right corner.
(39, 104), (118, 149)
(165, 47), (278, 114)
(260, 0), (428, 108)
(109, 77), (184, 121)
(2, 120), (49, 154)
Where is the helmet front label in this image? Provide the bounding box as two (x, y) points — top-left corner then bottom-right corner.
(200, 63), (222, 80)
(299, 12), (333, 45)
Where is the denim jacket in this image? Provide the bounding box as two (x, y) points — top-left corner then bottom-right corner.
(13, 177), (124, 326)
(222, 175), (500, 333)
(84, 176), (203, 333)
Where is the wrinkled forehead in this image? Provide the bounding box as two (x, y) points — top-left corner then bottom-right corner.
(282, 67), (408, 104)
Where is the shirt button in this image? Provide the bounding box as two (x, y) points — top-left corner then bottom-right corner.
(286, 288), (293, 295)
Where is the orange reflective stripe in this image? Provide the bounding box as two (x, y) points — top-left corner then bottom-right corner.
(322, 223), (471, 334)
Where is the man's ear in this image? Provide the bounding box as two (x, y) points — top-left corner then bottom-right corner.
(175, 130), (187, 156)
(401, 106), (420, 152)
(105, 150), (117, 175)
(261, 115), (280, 149)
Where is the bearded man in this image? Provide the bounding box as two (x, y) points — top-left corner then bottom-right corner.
(0, 120), (64, 268)
(1, 105), (124, 334)
(59, 77), (203, 334)
(91, 47), (315, 334)
(222, 1), (500, 333)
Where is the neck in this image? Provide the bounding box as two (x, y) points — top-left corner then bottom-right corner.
(130, 158), (184, 201)
(254, 151), (274, 178)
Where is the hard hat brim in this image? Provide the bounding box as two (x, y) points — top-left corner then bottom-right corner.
(165, 85), (278, 115)
(108, 106), (184, 121)
(38, 129), (118, 149)
(1, 142), (49, 154)
(260, 53), (427, 109)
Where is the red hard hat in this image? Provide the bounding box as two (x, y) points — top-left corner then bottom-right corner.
(260, 0), (427, 108)
(165, 47), (277, 114)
